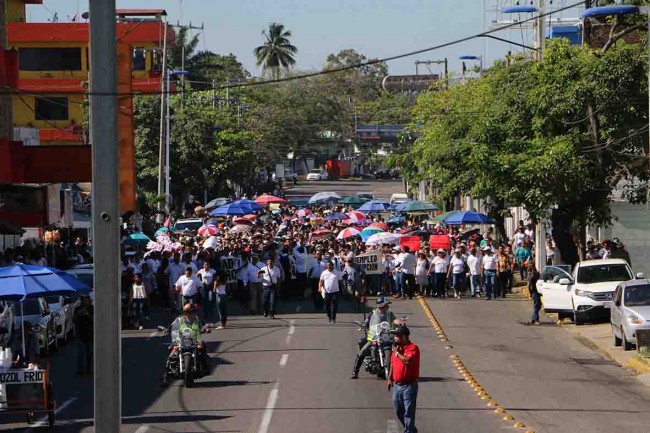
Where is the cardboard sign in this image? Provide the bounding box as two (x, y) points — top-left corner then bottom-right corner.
(400, 236), (421, 253)
(429, 235), (451, 251)
(220, 256), (240, 283)
(0, 369), (45, 384)
(354, 250), (382, 275)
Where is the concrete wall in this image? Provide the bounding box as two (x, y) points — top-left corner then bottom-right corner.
(604, 202), (650, 277)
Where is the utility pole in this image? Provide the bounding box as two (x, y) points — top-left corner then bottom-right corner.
(226, 77), (230, 108)
(157, 20), (168, 222)
(211, 79), (216, 109)
(535, 0), (545, 61)
(89, 1), (121, 432)
(0, 0), (12, 143)
(414, 59), (448, 88)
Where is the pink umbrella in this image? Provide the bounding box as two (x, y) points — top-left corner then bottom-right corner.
(296, 209), (312, 218)
(197, 225), (219, 236)
(368, 222), (389, 231)
(255, 194), (286, 205)
(336, 227), (361, 240)
(233, 217), (253, 225)
(311, 228), (333, 239)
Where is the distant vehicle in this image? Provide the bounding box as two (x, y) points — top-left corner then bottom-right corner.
(0, 301), (14, 348)
(537, 259), (643, 325)
(389, 193), (409, 205)
(10, 298), (58, 355)
(605, 280), (650, 351)
(173, 218), (203, 232)
(374, 169), (399, 179)
(356, 192), (375, 201)
(43, 294), (78, 343)
(68, 264), (95, 305)
(307, 169), (328, 181)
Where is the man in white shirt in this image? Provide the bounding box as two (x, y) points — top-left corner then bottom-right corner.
(196, 262), (216, 321)
(319, 261), (340, 323)
(258, 258), (282, 319)
(145, 253), (160, 274)
(395, 247), (417, 300)
(481, 247), (497, 300)
(308, 251), (328, 309)
(466, 248), (482, 297)
(243, 255), (265, 314)
(165, 253), (185, 311)
(175, 267), (200, 305)
(293, 245), (309, 298)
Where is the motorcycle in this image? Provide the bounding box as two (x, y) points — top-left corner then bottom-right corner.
(355, 320), (393, 380)
(161, 326), (209, 387)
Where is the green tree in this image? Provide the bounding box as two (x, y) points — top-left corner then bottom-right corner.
(254, 23), (298, 79)
(186, 52), (251, 89)
(167, 27), (200, 71)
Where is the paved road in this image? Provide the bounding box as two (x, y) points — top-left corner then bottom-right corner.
(3, 180), (650, 432)
(285, 179), (405, 202)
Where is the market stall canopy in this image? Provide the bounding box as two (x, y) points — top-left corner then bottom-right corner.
(0, 264), (89, 300)
(432, 210), (460, 223)
(399, 201), (439, 213)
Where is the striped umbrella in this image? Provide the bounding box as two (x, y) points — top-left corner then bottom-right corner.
(347, 211), (366, 221)
(233, 217), (254, 225)
(197, 225), (219, 236)
(311, 228), (333, 239)
(336, 227), (361, 240)
(296, 209), (312, 218)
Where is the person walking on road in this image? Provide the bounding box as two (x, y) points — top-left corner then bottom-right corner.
(395, 247), (416, 299)
(319, 261), (340, 323)
(259, 258), (281, 319)
(527, 264), (542, 325)
(214, 273), (229, 329)
(388, 325), (420, 433)
(482, 247), (497, 300)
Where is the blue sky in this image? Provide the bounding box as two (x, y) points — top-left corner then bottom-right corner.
(27, 0), (584, 77)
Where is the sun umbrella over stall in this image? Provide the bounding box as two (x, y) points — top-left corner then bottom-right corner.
(358, 200), (390, 213)
(399, 201), (439, 213)
(432, 210), (460, 223)
(443, 211), (494, 225)
(255, 194), (286, 206)
(336, 227), (361, 240)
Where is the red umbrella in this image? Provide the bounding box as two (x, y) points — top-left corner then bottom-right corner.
(311, 228), (333, 239)
(244, 214), (257, 220)
(336, 227), (361, 240)
(368, 222), (389, 231)
(347, 211), (366, 221)
(255, 194), (287, 205)
(198, 225), (219, 236)
(296, 209), (312, 218)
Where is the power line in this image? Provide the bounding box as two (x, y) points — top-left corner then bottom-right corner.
(5, 0), (585, 98)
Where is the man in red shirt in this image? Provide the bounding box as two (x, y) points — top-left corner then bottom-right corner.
(388, 325), (420, 433)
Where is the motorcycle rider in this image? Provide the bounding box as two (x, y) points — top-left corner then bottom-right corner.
(163, 303), (210, 384)
(351, 297), (402, 379)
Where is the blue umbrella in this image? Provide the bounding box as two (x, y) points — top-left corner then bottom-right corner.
(0, 264), (89, 357)
(443, 211), (494, 225)
(123, 232), (151, 246)
(231, 199), (263, 212)
(358, 200), (390, 213)
(390, 200), (414, 211)
(360, 227), (385, 242)
(325, 212), (348, 221)
(210, 203), (248, 216)
(387, 216), (406, 225)
(0, 264), (89, 300)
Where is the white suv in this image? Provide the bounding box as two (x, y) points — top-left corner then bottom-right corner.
(537, 259), (643, 325)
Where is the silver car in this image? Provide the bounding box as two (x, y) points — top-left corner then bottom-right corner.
(607, 280), (650, 351)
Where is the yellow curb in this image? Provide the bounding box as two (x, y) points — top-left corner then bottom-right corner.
(503, 415), (514, 421)
(514, 422), (526, 428)
(524, 431), (536, 433)
(626, 356), (650, 375)
(480, 395), (491, 400)
(494, 408), (505, 414)
(487, 401), (498, 407)
(450, 354), (459, 359)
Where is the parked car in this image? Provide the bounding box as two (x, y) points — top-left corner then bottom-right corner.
(537, 259), (643, 325)
(390, 193), (409, 205)
(356, 192), (375, 201)
(306, 169), (328, 181)
(10, 298), (57, 355)
(173, 218), (203, 232)
(606, 280), (650, 351)
(67, 264), (95, 305)
(0, 301), (14, 348)
(43, 294), (78, 343)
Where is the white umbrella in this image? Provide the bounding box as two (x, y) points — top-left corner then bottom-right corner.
(202, 236), (219, 250)
(229, 225), (252, 234)
(365, 232), (403, 246)
(308, 192), (342, 204)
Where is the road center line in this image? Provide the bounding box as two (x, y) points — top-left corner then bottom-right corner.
(285, 335), (292, 345)
(257, 383), (279, 433)
(135, 425), (150, 433)
(279, 354), (289, 367)
(288, 320), (295, 335)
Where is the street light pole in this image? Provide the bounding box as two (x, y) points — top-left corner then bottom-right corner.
(165, 71), (171, 214)
(89, 0), (121, 432)
(157, 22), (167, 222)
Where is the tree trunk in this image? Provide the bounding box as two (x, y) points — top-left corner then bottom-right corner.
(551, 206), (579, 267)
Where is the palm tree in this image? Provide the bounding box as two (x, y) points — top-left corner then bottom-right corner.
(168, 27), (200, 71)
(254, 23), (298, 79)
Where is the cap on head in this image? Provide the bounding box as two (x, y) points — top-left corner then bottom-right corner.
(376, 297), (391, 308)
(390, 325), (410, 337)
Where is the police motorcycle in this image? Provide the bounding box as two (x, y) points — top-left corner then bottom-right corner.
(159, 323), (210, 388)
(354, 316), (407, 379)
